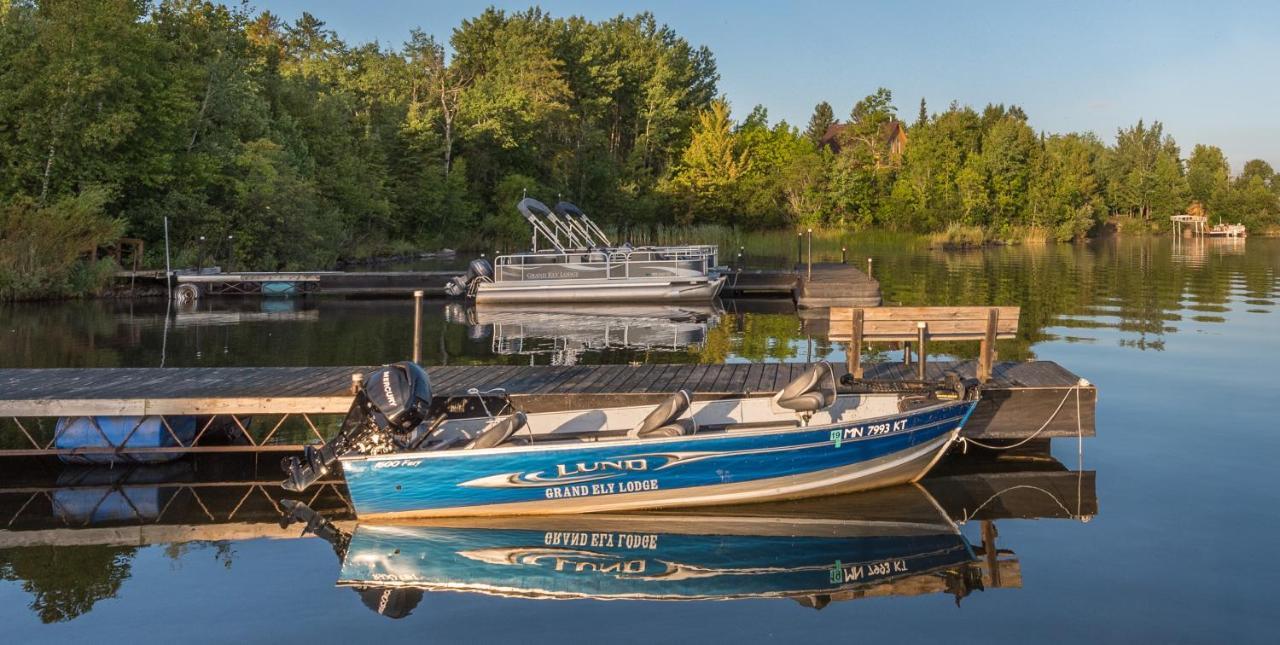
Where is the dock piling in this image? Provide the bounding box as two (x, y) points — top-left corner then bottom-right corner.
(916, 321), (929, 380)
(806, 229), (813, 280)
(979, 308), (999, 383)
(846, 308), (865, 379)
(866, 257), (873, 279)
(412, 290), (424, 364)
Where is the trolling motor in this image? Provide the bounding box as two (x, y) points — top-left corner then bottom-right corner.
(282, 361), (434, 492)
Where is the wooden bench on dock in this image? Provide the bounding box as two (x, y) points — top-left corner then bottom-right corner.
(829, 306), (1020, 382)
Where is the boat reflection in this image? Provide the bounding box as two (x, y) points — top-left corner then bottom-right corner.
(445, 302), (721, 362)
(331, 485), (981, 607)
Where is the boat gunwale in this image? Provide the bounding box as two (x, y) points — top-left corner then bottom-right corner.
(339, 398), (973, 463)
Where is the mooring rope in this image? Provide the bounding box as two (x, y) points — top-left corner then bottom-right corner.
(957, 378), (1088, 453)
(952, 377), (1091, 524)
(957, 483), (1087, 525)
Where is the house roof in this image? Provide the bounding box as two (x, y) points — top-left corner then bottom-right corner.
(818, 120), (906, 154)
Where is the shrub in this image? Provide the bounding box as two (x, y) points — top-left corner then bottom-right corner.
(0, 189), (125, 300)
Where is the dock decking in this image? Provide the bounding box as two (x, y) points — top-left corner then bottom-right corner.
(0, 361), (1093, 446)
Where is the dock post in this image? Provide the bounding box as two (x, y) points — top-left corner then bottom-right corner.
(351, 372), (365, 395)
(866, 257), (873, 279)
(412, 290), (424, 364)
(903, 341), (912, 367)
(979, 307), (998, 383)
(981, 520), (1001, 587)
(917, 322), (928, 380)
(163, 216), (172, 301)
(841, 247), (847, 264)
(806, 228), (813, 280)
(847, 308), (864, 379)
(796, 232), (802, 265)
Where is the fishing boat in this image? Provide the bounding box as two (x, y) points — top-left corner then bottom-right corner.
(282, 361), (979, 518)
(277, 484), (981, 615)
(445, 198), (725, 304)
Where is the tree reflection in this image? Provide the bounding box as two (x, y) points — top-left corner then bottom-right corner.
(0, 545), (135, 623)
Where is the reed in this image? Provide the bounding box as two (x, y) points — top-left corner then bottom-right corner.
(927, 224), (991, 249)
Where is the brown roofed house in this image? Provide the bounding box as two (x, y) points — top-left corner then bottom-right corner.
(818, 120), (908, 166)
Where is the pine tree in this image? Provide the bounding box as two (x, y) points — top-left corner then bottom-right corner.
(916, 97), (928, 127)
(804, 101), (835, 147)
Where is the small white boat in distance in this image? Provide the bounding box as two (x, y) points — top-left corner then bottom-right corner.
(447, 198), (725, 304)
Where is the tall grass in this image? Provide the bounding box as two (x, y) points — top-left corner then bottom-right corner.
(927, 224), (991, 249)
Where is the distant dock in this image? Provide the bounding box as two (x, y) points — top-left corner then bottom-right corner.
(117, 263), (882, 307)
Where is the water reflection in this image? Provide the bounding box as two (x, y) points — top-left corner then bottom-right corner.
(0, 456), (352, 623)
(0, 450), (1092, 624)
(2, 237), (1275, 370)
(445, 303), (721, 365)
(325, 487), (981, 609)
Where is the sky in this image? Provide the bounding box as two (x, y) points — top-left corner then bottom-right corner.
(254, 0), (1280, 171)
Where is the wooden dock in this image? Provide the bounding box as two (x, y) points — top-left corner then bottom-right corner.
(791, 262), (882, 308)
(0, 361), (1093, 454)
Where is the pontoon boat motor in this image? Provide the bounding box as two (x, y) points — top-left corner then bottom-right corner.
(282, 361), (433, 492)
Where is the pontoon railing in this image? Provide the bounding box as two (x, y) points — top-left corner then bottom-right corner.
(491, 249), (713, 283)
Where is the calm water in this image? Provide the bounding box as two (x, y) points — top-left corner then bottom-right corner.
(1, 235), (1278, 643)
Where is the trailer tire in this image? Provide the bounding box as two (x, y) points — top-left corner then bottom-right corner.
(175, 283), (202, 304)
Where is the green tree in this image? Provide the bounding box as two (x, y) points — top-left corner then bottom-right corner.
(1029, 133), (1108, 239)
(1105, 120), (1187, 219)
(1186, 144), (1229, 217)
(668, 99), (748, 223)
(804, 101), (835, 147)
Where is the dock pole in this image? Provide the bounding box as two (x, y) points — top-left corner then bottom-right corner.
(163, 216), (172, 301)
(866, 257), (873, 279)
(412, 290), (424, 364)
(806, 229), (813, 280)
(916, 322), (928, 380)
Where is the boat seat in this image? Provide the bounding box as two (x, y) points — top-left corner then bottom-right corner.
(464, 412), (528, 450)
(630, 390), (697, 438)
(773, 362), (837, 413)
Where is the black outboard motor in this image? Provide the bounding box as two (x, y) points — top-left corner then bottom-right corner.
(282, 361), (433, 492)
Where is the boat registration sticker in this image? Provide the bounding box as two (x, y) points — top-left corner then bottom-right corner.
(831, 419), (910, 447)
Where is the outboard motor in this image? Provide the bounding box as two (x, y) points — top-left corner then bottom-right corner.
(467, 258), (493, 282)
(443, 258), (494, 297)
(282, 361), (433, 492)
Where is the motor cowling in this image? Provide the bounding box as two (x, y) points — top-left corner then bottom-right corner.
(361, 362), (432, 434)
(282, 361), (433, 492)
(466, 258), (493, 282)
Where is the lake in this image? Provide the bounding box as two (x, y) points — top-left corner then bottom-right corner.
(1, 234), (1277, 643)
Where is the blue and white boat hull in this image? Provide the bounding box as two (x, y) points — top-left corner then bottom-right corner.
(339, 399), (976, 518)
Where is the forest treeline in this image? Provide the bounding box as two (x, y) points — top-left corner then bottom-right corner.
(1, 1), (1279, 299)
